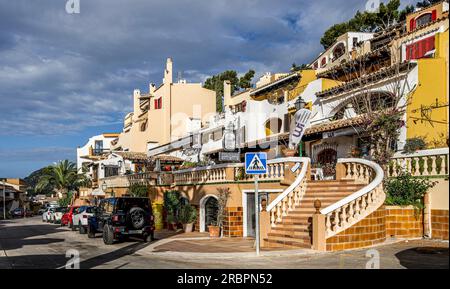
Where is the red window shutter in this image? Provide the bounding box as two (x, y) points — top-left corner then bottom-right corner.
(158, 98), (162, 109)
(154, 99), (157, 109)
(410, 18), (416, 31)
(431, 10), (437, 21)
(430, 35), (435, 50)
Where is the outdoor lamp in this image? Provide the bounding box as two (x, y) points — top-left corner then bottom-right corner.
(295, 97), (306, 110)
(118, 160), (123, 168)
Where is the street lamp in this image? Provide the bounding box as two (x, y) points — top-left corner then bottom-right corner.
(294, 96), (306, 110)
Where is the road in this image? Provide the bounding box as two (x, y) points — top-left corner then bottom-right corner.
(0, 216), (448, 269)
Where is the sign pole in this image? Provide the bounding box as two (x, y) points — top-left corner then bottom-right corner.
(254, 175), (260, 256)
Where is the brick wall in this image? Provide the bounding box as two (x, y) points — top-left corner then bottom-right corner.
(326, 206), (386, 251)
(223, 207), (243, 237)
(431, 209), (449, 240)
(385, 206), (424, 238)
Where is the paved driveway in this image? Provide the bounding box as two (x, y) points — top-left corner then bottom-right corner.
(0, 217), (448, 269)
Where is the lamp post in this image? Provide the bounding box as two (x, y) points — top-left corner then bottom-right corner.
(102, 181), (114, 198)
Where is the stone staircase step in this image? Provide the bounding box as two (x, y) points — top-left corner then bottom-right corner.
(263, 236), (311, 248)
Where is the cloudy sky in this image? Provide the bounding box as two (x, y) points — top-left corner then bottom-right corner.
(0, 0), (416, 178)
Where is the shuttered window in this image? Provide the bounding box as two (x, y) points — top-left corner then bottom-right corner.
(405, 35), (435, 60)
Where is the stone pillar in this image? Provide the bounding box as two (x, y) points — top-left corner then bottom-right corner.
(260, 210), (270, 247)
(335, 163), (347, 180)
(424, 192), (431, 238)
(312, 200), (326, 251)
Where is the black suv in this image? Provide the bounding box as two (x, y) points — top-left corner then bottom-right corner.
(87, 197), (155, 245)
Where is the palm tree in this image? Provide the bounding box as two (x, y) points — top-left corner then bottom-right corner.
(36, 160), (89, 199)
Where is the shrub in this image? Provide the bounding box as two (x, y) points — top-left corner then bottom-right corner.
(128, 183), (148, 197)
(403, 137), (426, 154)
(385, 172), (436, 211)
(177, 204), (197, 224)
(215, 187), (231, 231)
(164, 190), (181, 221)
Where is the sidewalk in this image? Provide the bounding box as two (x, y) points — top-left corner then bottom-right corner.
(139, 230), (318, 258)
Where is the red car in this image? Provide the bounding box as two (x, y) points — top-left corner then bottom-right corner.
(61, 206), (80, 227)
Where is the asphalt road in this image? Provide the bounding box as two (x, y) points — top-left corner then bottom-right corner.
(0, 216), (448, 269)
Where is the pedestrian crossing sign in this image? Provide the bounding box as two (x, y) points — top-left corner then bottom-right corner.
(245, 152), (267, 175)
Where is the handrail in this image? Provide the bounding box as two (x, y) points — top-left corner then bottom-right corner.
(392, 147), (449, 158)
(321, 158), (384, 215)
(266, 157), (310, 212)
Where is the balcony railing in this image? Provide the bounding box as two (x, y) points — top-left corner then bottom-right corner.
(388, 148), (449, 178)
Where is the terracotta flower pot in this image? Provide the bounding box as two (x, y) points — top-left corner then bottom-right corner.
(282, 148), (297, 157)
(183, 223), (194, 233)
(208, 225), (220, 238)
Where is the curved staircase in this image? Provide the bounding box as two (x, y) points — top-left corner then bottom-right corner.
(263, 158), (385, 250)
(264, 180), (366, 248)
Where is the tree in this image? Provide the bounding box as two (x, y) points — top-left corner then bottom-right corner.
(36, 160), (88, 199)
(416, 0), (441, 8)
(203, 69), (255, 112)
(239, 69), (255, 89)
(290, 63), (309, 72)
(320, 0), (414, 49)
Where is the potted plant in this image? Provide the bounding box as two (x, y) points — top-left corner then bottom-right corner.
(164, 190), (181, 230)
(208, 187), (231, 238)
(178, 204), (197, 233)
(281, 147), (297, 157)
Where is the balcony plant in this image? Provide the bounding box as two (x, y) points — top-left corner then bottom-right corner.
(208, 187), (230, 238)
(403, 137), (426, 154)
(178, 204), (197, 233)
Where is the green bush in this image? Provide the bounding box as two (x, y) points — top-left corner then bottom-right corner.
(403, 137), (426, 154)
(128, 183), (148, 197)
(164, 190), (181, 221)
(385, 172), (436, 211)
(177, 204), (197, 224)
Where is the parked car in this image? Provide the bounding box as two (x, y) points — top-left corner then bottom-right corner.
(87, 197), (155, 245)
(38, 207), (46, 215)
(61, 206), (80, 227)
(72, 206), (95, 234)
(50, 207), (67, 224)
(11, 208), (34, 218)
(42, 207), (55, 222)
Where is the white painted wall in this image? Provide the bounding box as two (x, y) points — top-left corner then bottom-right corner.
(77, 134), (117, 173)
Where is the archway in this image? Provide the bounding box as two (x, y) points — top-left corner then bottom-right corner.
(199, 195), (219, 232)
(264, 118), (283, 136)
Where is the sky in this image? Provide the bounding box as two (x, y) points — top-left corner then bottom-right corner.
(0, 0), (417, 178)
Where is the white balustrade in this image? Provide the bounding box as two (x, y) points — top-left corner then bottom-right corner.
(266, 158), (310, 227)
(388, 148), (449, 177)
(321, 158), (385, 238)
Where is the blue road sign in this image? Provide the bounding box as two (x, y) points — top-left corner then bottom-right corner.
(245, 152), (267, 175)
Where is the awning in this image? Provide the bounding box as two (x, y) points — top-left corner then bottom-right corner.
(91, 188), (106, 196)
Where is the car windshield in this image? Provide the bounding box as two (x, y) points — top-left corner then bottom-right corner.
(85, 207), (95, 213)
(116, 198), (151, 212)
(55, 207), (65, 212)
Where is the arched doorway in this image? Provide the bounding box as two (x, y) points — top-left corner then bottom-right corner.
(264, 118), (283, 136)
(199, 195), (219, 232)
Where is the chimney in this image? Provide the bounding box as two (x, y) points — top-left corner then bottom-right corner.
(133, 89), (141, 118)
(149, 83), (156, 94)
(223, 80), (232, 106)
(163, 57), (173, 84)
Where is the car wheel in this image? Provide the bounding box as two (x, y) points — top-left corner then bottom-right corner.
(69, 221), (73, 229)
(87, 226), (95, 238)
(79, 222), (86, 234)
(71, 222), (77, 231)
(102, 225), (114, 245)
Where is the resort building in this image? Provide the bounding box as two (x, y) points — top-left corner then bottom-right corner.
(76, 133), (120, 173)
(111, 57), (217, 153)
(76, 4), (449, 250)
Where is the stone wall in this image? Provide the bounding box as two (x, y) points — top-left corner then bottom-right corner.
(326, 206), (386, 251)
(385, 206), (424, 238)
(223, 207), (243, 237)
(431, 209), (449, 240)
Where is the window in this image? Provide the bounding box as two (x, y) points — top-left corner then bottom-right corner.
(410, 10), (436, 30)
(213, 128), (224, 141)
(352, 37), (358, 47)
(154, 98), (162, 109)
(321, 57), (327, 67)
(94, 140), (103, 155)
(406, 36), (435, 60)
(332, 43), (345, 62)
(140, 120), (147, 132)
(104, 166), (119, 177)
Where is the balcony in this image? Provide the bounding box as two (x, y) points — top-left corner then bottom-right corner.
(99, 171), (160, 188)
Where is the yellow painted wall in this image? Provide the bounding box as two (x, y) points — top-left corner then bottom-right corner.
(321, 78), (343, 91)
(407, 57), (448, 147)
